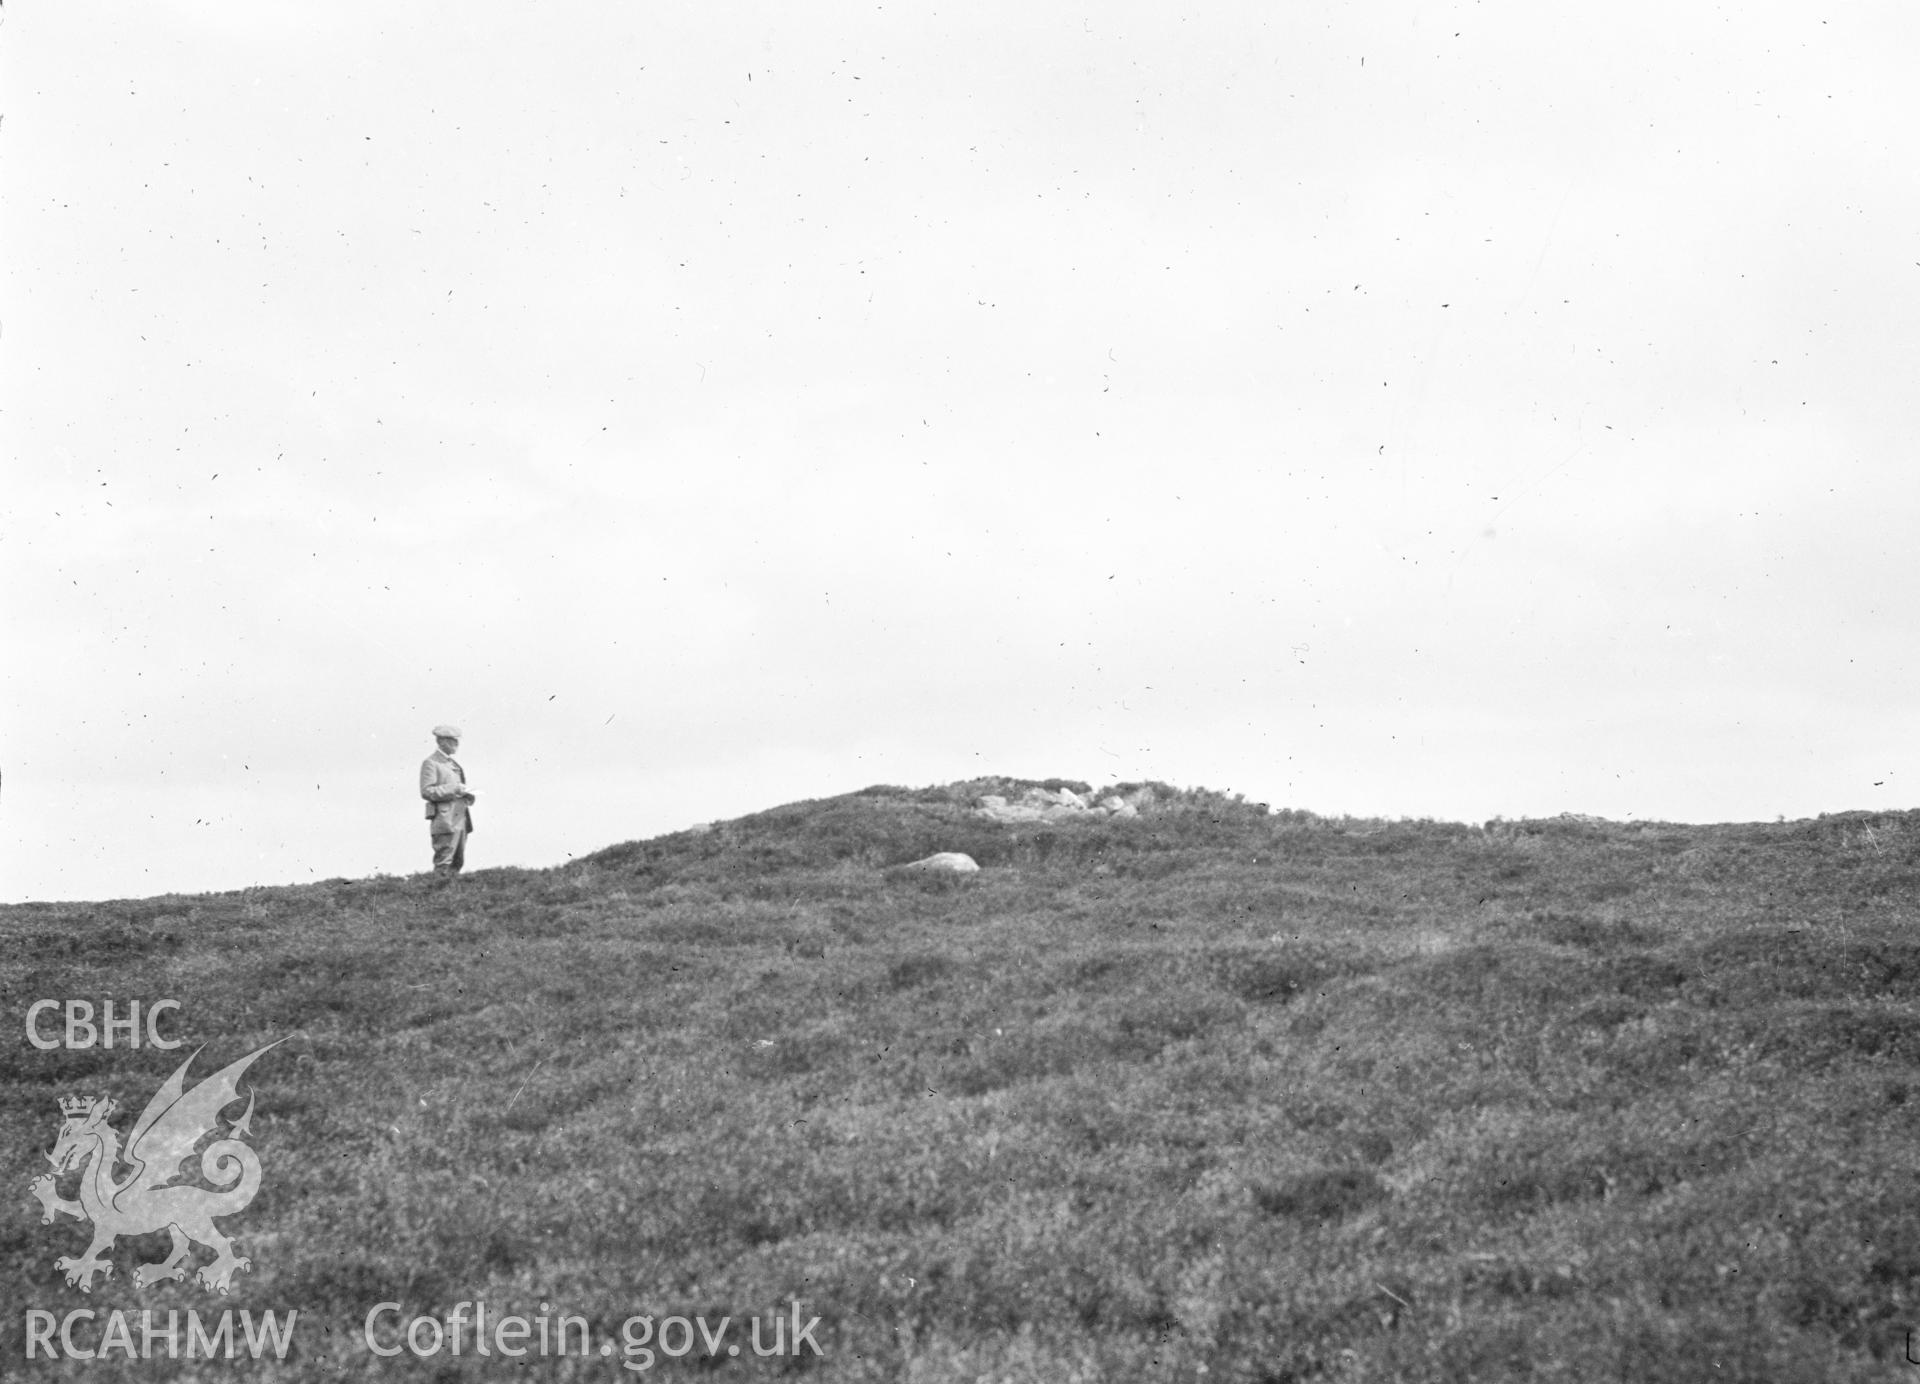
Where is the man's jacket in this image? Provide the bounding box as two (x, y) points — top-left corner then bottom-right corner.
(419, 753), (475, 834)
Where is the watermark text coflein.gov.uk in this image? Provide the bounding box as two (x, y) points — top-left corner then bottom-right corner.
(365, 1300), (825, 1369)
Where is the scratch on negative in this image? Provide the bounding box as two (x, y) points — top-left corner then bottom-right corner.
(505, 1058), (546, 1113)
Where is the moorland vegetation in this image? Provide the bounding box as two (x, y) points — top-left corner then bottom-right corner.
(5, 779), (1920, 1381)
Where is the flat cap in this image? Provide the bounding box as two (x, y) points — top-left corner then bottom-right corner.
(431, 724), (463, 739)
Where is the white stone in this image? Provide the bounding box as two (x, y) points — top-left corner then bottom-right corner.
(902, 852), (980, 874)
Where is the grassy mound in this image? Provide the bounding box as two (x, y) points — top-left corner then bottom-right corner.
(5, 784), (1920, 1380)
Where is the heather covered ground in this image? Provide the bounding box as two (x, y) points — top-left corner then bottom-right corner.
(6, 781), (1920, 1381)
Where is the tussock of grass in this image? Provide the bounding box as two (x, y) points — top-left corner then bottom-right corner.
(6, 788), (1920, 1380)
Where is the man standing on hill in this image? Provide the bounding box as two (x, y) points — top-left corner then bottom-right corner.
(420, 725), (477, 877)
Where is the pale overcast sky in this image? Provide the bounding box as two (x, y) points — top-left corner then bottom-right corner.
(5, 2), (1917, 902)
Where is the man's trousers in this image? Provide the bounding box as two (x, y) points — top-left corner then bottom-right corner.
(430, 819), (467, 875)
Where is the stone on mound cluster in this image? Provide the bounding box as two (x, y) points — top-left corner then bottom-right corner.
(975, 786), (1142, 823)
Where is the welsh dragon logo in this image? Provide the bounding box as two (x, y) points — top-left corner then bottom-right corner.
(29, 1040), (280, 1295)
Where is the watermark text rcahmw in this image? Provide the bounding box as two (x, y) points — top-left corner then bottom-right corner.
(25, 1308), (296, 1360)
